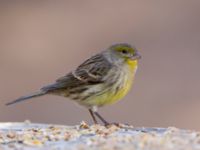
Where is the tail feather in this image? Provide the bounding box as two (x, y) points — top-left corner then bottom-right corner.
(6, 91), (46, 106)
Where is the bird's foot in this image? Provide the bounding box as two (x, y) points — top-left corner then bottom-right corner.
(104, 122), (120, 127)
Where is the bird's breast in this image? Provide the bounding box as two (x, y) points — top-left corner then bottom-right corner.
(108, 64), (137, 104)
(77, 62), (138, 107)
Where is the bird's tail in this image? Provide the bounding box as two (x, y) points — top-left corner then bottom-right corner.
(6, 91), (46, 106)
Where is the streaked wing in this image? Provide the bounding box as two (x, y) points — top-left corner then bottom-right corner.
(41, 53), (112, 93)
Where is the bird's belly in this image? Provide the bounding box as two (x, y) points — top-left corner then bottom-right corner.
(81, 70), (134, 107)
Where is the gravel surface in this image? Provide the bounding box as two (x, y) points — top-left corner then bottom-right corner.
(0, 121), (200, 150)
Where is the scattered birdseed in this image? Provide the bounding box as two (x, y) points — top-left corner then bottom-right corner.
(0, 121), (200, 150)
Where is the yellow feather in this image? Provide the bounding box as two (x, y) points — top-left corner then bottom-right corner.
(84, 60), (138, 107)
(106, 60), (138, 104)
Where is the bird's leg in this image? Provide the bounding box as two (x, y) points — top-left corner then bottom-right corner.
(88, 109), (98, 124)
(94, 111), (109, 126)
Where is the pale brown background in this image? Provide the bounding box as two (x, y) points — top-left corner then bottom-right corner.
(0, 1), (200, 130)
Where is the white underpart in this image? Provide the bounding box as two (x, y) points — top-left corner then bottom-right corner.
(91, 106), (98, 112)
(83, 84), (103, 96)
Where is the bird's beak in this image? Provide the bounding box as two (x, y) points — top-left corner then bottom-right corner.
(130, 53), (141, 60)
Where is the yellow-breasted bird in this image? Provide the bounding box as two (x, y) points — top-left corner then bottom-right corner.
(6, 43), (141, 125)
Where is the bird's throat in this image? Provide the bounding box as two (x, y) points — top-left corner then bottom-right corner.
(126, 59), (138, 71)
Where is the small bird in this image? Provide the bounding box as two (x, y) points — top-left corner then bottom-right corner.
(6, 43), (141, 125)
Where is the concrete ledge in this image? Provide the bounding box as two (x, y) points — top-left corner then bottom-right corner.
(0, 121), (200, 150)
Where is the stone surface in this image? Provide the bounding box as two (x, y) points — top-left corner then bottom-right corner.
(0, 121), (200, 150)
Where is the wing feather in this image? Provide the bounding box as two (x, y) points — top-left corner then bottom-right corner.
(41, 53), (112, 93)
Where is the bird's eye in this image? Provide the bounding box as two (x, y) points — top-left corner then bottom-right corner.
(121, 49), (128, 54)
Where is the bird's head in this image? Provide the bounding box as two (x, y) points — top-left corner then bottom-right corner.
(109, 43), (141, 66)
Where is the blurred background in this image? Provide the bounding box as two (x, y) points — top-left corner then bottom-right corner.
(0, 1), (200, 130)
